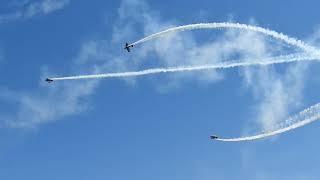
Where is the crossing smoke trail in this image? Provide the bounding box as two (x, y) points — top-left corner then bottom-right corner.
(130, 23), (320, 141)
(216, 103), (320, 142)
(130, 22), (320, 56)
(52, 23), (320, 81)
(50, 53), (318, 81)
(50, 23), (320, 141)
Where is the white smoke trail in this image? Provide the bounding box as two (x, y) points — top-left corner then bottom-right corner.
(130, 22), (320, 56)
(51, 22), (320, 81)
(49, 23), (320, 141)
(50, 53), (318, 81)
(216, 103), (320, 142)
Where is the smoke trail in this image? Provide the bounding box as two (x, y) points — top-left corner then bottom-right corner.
(49, 23), (320, 141)
(215, 103), (320, 142)
(50, 53), (318, 81)
(130, 22), (320, 56)
(51, 22), (320, 81)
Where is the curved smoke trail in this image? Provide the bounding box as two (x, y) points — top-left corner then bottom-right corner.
(130, 22), (320, 56)
(52, 23), (320, 81)
(50, 22), (320, 141)
(50, 53), (318, 81)
(216, 103), (320, 142)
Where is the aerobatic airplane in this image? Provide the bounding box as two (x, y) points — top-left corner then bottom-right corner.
(124, 42), (133, 52)
(210, 135), (219, 140)
(45, 78), (53, 83)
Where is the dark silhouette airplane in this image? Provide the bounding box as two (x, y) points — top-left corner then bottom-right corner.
(45, 78), (53, 83)
(124, 42), (133, 52)
(210, 135), (219, 140)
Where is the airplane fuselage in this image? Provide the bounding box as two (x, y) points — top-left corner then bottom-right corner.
(45, 78), (53, 83)
(210, 135), (218, 140)
(124, 43), (133, 52)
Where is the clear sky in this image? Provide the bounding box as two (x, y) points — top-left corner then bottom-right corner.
(1, 0), (320, 179)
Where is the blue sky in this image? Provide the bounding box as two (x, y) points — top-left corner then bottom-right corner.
(1, 0), (320, 179)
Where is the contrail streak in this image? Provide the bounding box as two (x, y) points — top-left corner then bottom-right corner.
(216, 103), (320, 142)
(50, 53), (318, 81)
(130, 22), (320, 56)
